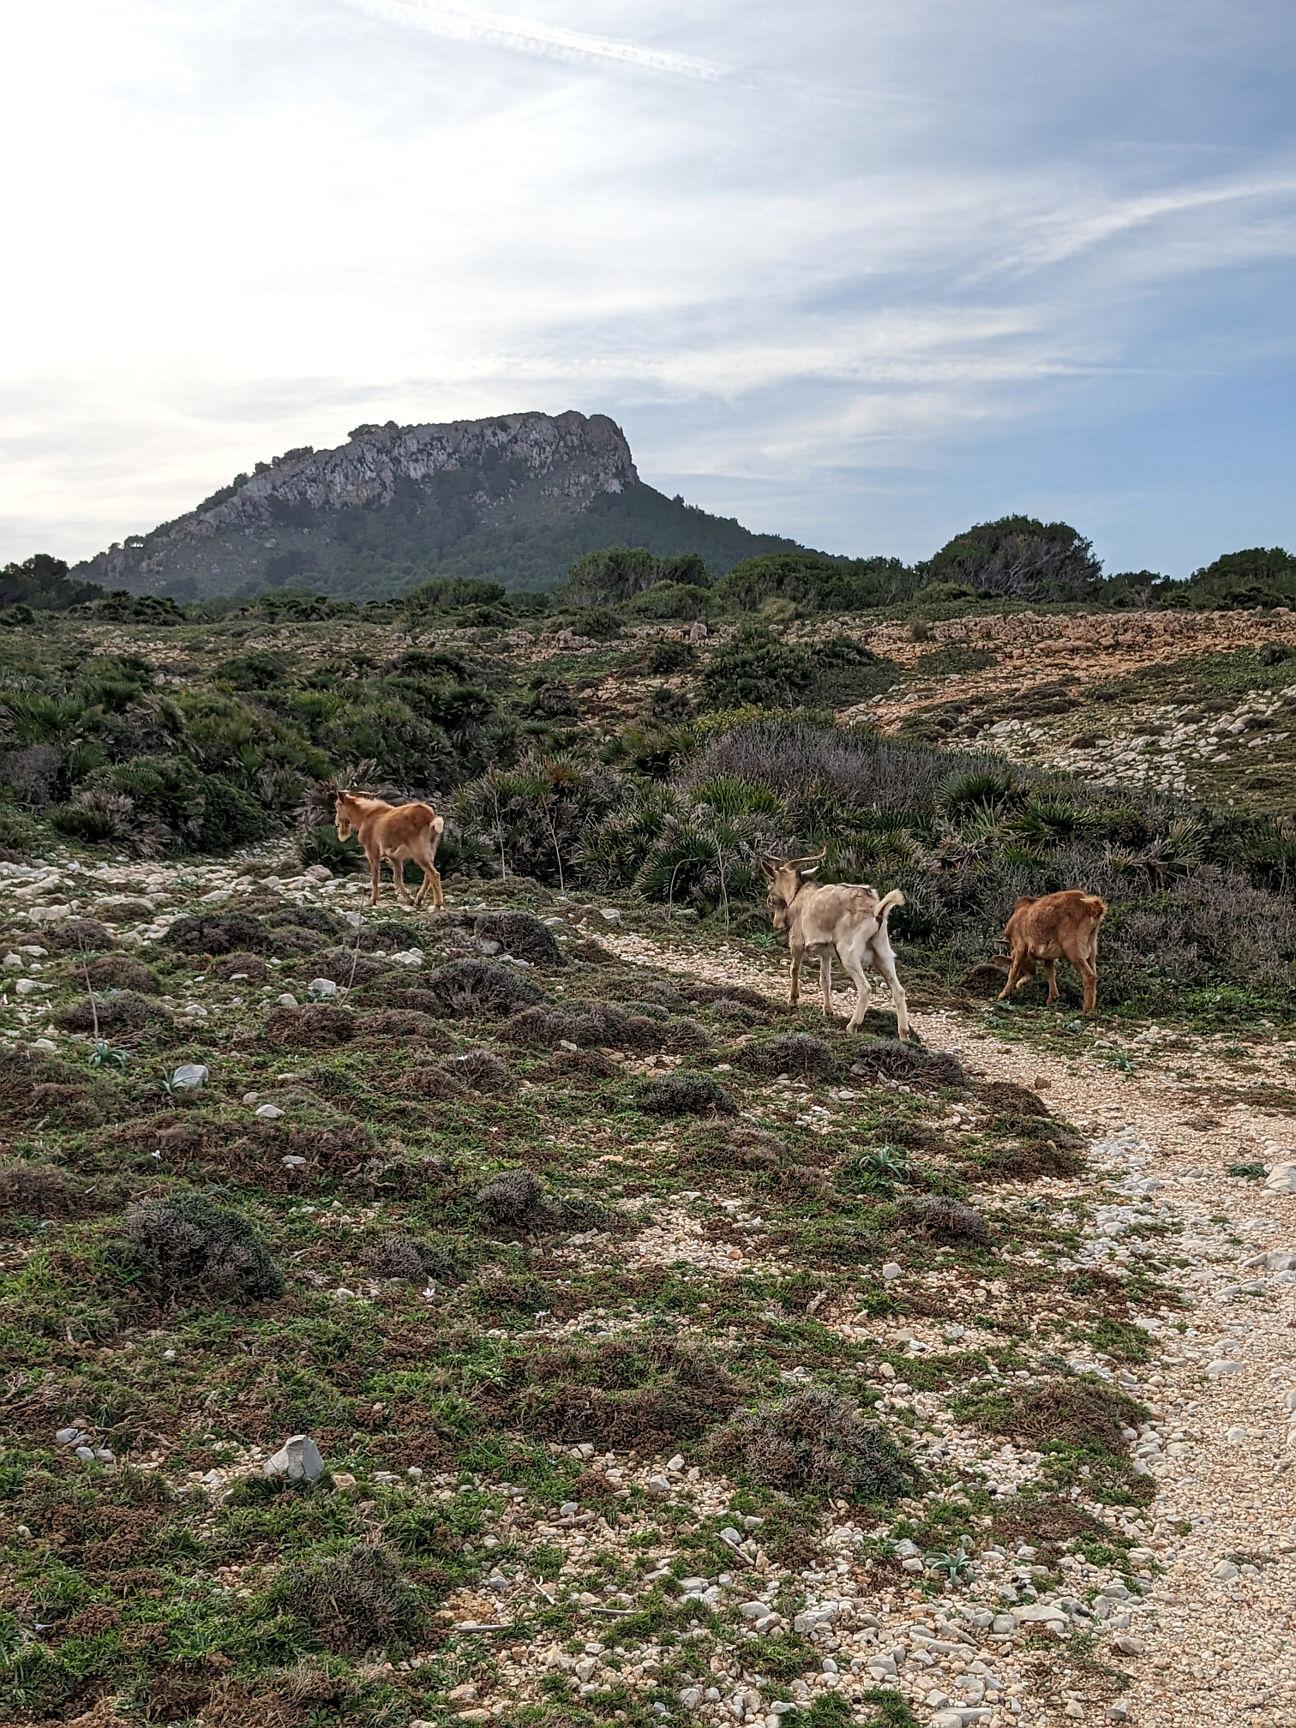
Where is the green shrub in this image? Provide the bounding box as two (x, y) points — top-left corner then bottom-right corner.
(574, 606), (624, 640)
(296, 823), (364, 873)
(55, 758), (268, 854)
(700, 629), (893, 712)
(645, 639), (695, 676)
(631, 581), (714, 619)
(452, 757), (622, 886)
(920, 516), (1103, 600)
(715, 552), (914, 613)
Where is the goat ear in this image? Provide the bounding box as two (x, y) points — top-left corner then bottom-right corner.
(990, 954), (1012, 970)
(760, 858), (778, 879)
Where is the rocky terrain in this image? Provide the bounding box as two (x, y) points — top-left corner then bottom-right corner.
(2, 830), (1295, 1728)
(835, 607), (1296, 812)
(2, 598), (1296, 1728)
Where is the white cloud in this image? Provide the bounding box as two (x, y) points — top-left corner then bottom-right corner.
(1, 0), (1294, 570)
(341, 0), (724, 79)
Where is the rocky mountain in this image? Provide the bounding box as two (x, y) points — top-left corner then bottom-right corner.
(74, 410), (813, 601)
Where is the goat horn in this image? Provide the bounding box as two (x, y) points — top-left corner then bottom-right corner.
(786, 848), (827, 868)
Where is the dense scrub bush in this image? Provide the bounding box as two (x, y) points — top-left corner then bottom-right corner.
(423, 959), (544, 1018)
(296, 823), (364, 873)
(286, 1544), (424, 1654)
(452, 757), (622, 886)
(121, 1190), (283, 1303)
(578, 717), (1296, 1013)
(52, 757), (268, 853)
(743, 1033), (837, 1078)
(645, 639), (695, 676)
(897, 1194), (989, 1244)
(699, 626), (893, 712)
(849, 1039), (965, 1089)
(636, 1072), (736, 1116)
(0, 622), (509, 862)
(709, 1387), (913, 1501)
(714, 552), (914, 614)
(921, 516), (1102, 601)
(565, 545), (710, 607)
(471, 910), (566, 966)
(630, 580), (714, 619)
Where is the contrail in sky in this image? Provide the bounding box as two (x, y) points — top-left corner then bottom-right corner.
(343, 0), (726, 80)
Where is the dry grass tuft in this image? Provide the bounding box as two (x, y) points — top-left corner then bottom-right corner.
(848, 1037), (965, 1089)
(121, 1190), (283, 1304)
(636, 1071), (737, 1117)
(0, 1160), (90, 1217)
(286, 1544), (424, 1654)
(443, 1049), (509, 1092)
(81, 955), (162, 994)
(265, 1004), (357, 1048)
(708, 1386), (913, 1502)
(502, 1000), (709, 1054)
(424, 959), (545, 1018)
(898, 1193), (990, 1244)
(959, 1376), (1146, 1452)
(55, 990), (172, 1035)
(511, 1336), (742, 1449)
(743, 1032), (837, 1078)
(47, 918), (115, 951)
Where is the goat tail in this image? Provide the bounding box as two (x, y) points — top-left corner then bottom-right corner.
(876, 888), (905, 921)
(1083, 893), (1108, 920)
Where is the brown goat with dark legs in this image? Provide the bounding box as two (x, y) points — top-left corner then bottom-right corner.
(994, 890), (1107, 1013)
(334, 792), (445, 909)
(761, 852), (910, 1040)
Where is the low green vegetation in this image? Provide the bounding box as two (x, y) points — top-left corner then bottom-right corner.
(0, 546), (1276, 1724)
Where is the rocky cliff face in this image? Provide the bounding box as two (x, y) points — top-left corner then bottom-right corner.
(75, 411), (639, 595)
(73, 408), (808, 600)
(211, 410), (636, 521)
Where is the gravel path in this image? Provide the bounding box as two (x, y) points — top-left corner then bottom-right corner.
(603, 931), (1296, 1726)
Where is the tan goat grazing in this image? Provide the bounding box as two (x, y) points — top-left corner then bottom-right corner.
(334, 791), (445, 909)
(762, 853), (910, 1040)
(994, 889), (1107, 1013)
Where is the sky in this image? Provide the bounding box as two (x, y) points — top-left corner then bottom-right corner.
(2, 0), (1294, 576)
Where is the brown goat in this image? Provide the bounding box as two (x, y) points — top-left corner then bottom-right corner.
(334, 791), (445, 909)
(994, 890), (1107, 1014)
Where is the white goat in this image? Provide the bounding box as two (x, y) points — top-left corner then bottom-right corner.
(761, 853), (910, 1040)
